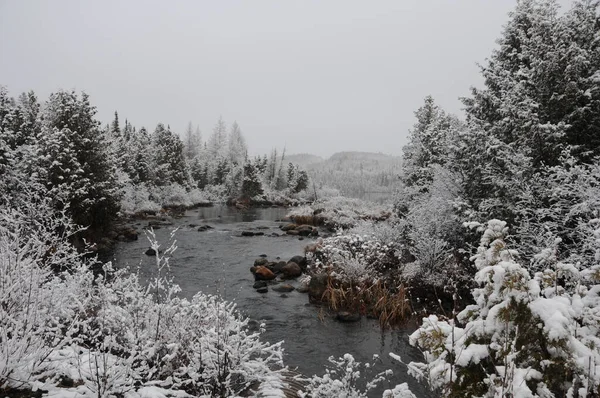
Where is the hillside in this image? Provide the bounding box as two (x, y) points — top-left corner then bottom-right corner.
(288, 151), (402, 202)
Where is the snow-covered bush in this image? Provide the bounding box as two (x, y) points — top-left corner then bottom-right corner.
(310, 233), (401, 281)
(120, 182), (216, 215)
(0, 200), (285, 396)
(298, 354), (391, 398)
(408, 220), (600, 397)
(394, 165), (470, 286)
(288, 196), (392, 229)
(120, 182), (162, 214)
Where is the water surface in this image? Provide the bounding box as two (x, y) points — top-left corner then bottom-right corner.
(111, 205), (431, 397)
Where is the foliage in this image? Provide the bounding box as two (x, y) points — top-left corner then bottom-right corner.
(0, 192), (285, 397)
(298, 354), (393, 398)
(409, 220), (600, 397)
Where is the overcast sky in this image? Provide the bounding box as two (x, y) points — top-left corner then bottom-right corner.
(0, 0), (573, 157)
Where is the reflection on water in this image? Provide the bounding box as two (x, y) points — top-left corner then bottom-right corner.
(111, 205), (430, 397)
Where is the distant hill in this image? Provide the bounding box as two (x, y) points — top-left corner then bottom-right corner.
(285, 153), (324, 167)
(288, 151), (402, 203)
(328, 151), (399, 162)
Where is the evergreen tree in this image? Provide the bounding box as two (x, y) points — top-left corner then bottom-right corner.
(402, 96), (459, 189)
(227, 121), (247, 165)
(184, 121), (202, 160)
(129, 126), (152, 184)
(151, 123), (188, 186)
(207, 116), (227, 158)
(41, 90), (120, 230)
(241, 162), (263, 199)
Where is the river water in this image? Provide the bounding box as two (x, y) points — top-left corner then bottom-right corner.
(111, 205), (431, 397)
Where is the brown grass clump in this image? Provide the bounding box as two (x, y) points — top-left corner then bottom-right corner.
(321, 277), (412, 327)
(290, 214), (324, 226)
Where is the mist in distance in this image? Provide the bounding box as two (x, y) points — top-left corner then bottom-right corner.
(0, 0), (572, 157)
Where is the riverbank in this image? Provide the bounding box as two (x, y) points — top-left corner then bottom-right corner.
(110, 205), (431, 397)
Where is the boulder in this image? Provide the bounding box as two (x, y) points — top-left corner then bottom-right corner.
(254, 266), (276, 281)
(254, 258), (269, 267)
(296, 285), (309, 294)
(272, 284), (295, 293)
(336, 311), (361, 323)
(254, 231), (265, 236)
(286, 230), (300, 236)
(296, 225), (313, 236)
(308, 273), (329, 302)
(242, 231), (255, 237)
(256, 286), (268, 293)
(281, 224), (297, 231)
(197, 225), (214, 232)
(145, 248), (161, 256)
(281, 262), (302, 279)
(272, 261), (287, 274)
(259, 254), (268, 258)
(253, 281), (267, 289)
(118, 227), (138, 241)
(289, 255), (307, 271)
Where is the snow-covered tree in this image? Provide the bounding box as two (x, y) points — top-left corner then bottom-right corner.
(402, 96), (459, 189)
(183, 121), (202, 160)
(41, 90), (120, 231)
(151, 123), (188, 187)
(207, 116), (227, 159)
(241, 161), (263, 199)
(227, 121), (247, 165)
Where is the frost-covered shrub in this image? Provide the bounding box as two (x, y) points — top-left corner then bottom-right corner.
(120, 182), (162, 214)
(408, 220), (600, 397)
(289, 197), (392, 229)
(0, 201), (285, 396)
(310, 233), (401, 282)
(516, 157), (600, 271)
(0, 199), (94, 390)
(120, 183), (216, 215)
(394, 166), (471, 286)
(298, 354), (391, 398)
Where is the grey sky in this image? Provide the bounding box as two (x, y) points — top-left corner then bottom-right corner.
(0, 0), (572, 157)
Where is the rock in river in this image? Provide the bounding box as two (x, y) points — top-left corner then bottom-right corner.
(336, 311), (361, 323)
(253, 281), (267, 289)
(272, 284), (295, 293)
(289, 255), (307, 270)
(256, 286), (268, 293)
(281, 262), (302, 279)
(254, 258), (269, 266)
(254, 266), (276, 281)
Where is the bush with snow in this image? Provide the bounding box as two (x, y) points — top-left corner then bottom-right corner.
(0, 200), (285, 397)
(408, 220), (600, 397)
(298, 354), (393, 398)
(288, 196), (392, 229)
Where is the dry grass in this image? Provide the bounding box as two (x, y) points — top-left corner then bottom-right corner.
(320, 276), (412, 327)
(289, 214), (324, 226)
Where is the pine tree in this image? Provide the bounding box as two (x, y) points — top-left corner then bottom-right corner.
(402, 96), (459, 189)
(41, 90), (120, 230)
(151, 123), (188, 186)
(241, 162), (263, 199)
(227, 121), (247, 165)
(184, 122), (202, 160)
(207, 116), (227, 158)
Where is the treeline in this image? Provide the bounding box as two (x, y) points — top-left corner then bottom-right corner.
(0, 88), (309, 235)
(392, 1), (600, 396)
(396, 0), (600, 279)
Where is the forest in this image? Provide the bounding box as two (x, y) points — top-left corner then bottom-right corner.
(2, 0), (600, 397)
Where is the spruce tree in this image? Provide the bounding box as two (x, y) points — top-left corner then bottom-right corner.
(41, 90), (120, 231)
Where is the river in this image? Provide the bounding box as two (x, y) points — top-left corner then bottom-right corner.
(111, 205), (432, 397)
